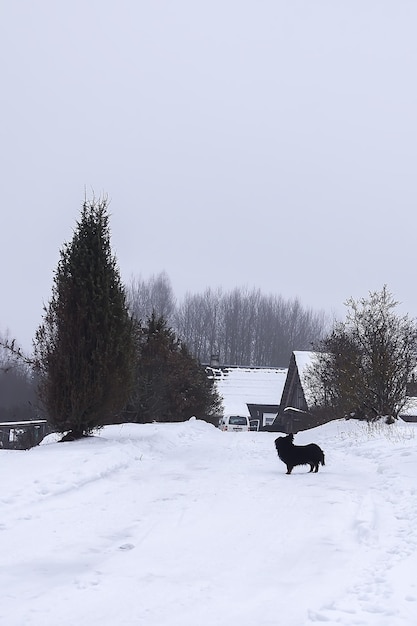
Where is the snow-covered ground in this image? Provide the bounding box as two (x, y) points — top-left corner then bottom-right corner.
(2, 418), (417, 626)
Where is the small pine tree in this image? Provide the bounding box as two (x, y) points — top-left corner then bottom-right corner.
(128, 312), (222, 423)
(34, 198), (137, 439)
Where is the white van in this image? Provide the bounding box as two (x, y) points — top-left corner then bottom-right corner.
(218, 415), (250, 432)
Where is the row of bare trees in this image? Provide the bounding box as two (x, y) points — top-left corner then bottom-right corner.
(0, 338), (37, 422)
(127, 273), (328, 367)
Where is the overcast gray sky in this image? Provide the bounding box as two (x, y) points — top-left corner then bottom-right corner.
(1, 1), (417, 351)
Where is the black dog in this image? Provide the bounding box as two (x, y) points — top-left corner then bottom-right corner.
(275, 433), (325, 475)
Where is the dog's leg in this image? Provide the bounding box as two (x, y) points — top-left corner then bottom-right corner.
(309, 464), (314, 472)
(286, 465), (293, 475)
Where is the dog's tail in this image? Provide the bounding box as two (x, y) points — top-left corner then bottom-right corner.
(321, 452), (325, 466)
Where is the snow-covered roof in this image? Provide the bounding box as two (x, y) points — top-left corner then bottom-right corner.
(293, 351), (316, 382)
(208, 366), (288, 417)
(293, 351), (317, 406)
(399, 397), (417, 417)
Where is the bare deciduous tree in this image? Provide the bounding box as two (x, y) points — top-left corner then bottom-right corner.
(174, 288), (222, 363)
(306, 286), (417, 423)
(127, 271), (176, 323)
(0, 333), (38, 422)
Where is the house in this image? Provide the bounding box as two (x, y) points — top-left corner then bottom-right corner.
(398, 397), (417, 423)
(206, 365), (288, 431)
(272, 351), (332, 433)
(274, 350), (417, 431)
(401, 371), (417, 422)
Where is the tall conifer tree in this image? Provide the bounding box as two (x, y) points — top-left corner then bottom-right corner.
(34, 198), (137, 439)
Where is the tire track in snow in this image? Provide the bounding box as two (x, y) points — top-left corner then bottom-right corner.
(308, 442), (417, 625)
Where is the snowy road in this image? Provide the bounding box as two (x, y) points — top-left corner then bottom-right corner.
(1, 419), (417, 625)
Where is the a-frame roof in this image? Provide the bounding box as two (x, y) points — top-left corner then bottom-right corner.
(277, 351), (317, 414)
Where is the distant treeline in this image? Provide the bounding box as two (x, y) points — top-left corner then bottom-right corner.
(0, 340), (37, 421)
(127, 272), (328, 367)
(0, 272), (328, 424)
